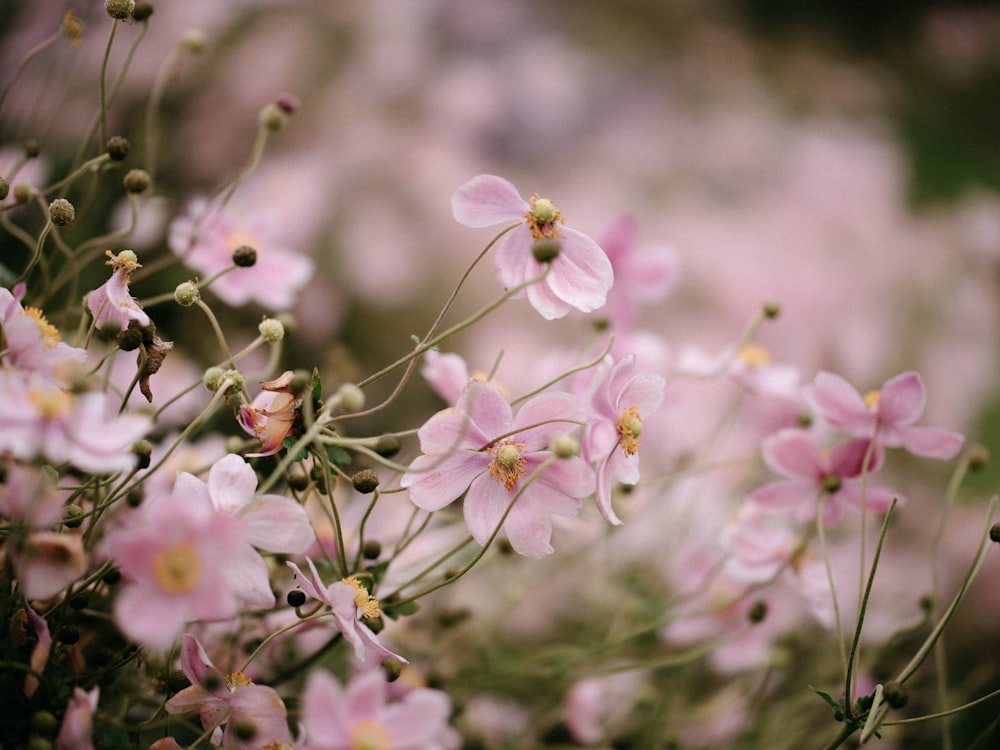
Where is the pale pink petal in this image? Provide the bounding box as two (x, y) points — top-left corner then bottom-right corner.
(177, 634), (227, 695)
(827, 438), (882, 478)
(526, 273), (573, 320)
(492, 226), (533, 291)
(760, 430), (823, 479)
(415, 408), (485, 454)
(503, 496), (555, 558)
(206, 454), (258, 513)
(464, 474), (511, 546)
(114, 586), (191, 651)
(240, 494), (315, 553)
(836, 482), (901, 513)
(383, 689), (454, 746)
(345, 670), (387, 717)
(451, 174), (527, 227)
(900, 426), (964, 459)
(747, 479), (816, 513)
(511, 391), (585, 449)
(301, 671), (352, 744)
(876, 371), (926, 426)
(402, 451), (488, 511)
(222, 546), (276, 609)
(544, 228), (613, 313)
(458, 380), (513, 440)
(804, 372), (873, 433)
(225, 685), (293, 749)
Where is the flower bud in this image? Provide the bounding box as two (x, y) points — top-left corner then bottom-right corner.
(106, 135), (130, 160)
(258, 317), (285, 343)
(174, 281), (199, 307)
(0, 177), (8, 201)
(259, 103), (288, 132)
(287, 590), (306, 608)
(336, 383), (365, 412)
(29, 711), (58, 737)
(883, 681), (908, 709)
(221, 370), (245, 395)
(132, 439), (153, 469)
(23, 138), (40, 158)
(13, 182), (32, 204)
(531, 237), (561, 263)
(117, 324), (144, 352)
(968, 443), (989, 471)
(762, 299), (781, 318)
(550, 434), (579, 458)
(373, 435), (401, 458)
(362, 539), (382, 560)
(105, 0), (135, 20)
(123, 168), (151, 193)
(747, 600), (767, 624)
(63, 504), (85, 528)
(202, 366), (225, 391)
(232, 244), (257, 267)
(352, 468), (380, 494)
(990, 523), (1000, 544)
(180, 29), (207, 52)
(48, 198), (75, 226)
(57, 624), (80, 645)
(132, 2), (154, 21)
(380, 658), (404, 682)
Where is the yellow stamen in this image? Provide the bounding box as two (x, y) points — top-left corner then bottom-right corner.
(863, 389), (880, 411)
(226, 671), (253, 690)
(616, 405), (643, 456)
(487, 439), (527, 490)
(28, 387), (74, 419)
(524, 193), (564, 240)
(738, 342), (772, 368)
(343, 576), (381, 619)
(349, 719), (392, 750)
(22, 307), (61, 347)
(151, 542), (203, 595)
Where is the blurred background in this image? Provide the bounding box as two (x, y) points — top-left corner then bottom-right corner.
(3, 1), (1000, 747)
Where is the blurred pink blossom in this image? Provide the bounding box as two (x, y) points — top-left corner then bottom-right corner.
(0, 283), (87, 384)
(86, 252), (151, 331)
(55, 686), (99, 750)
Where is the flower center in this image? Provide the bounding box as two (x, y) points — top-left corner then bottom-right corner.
(342, 576), (381, 619)
(28, 387), (74, 419)
(151, 541), (204, 594)
(105, 248), (142, 277)
(524, 194), (564, 240)
(487, 439), (527, 490)
(738, 343), (772, 368)
(22, 307), (61, 347)
(863, 389), (880, 412)
(226, 671), (253, 690)
(349, 719), (392, 750)
(616, 406), (643, 456)
(821, 473), (842, 494)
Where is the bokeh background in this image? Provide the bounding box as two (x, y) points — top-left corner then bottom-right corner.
(4, 1), (1000, 747)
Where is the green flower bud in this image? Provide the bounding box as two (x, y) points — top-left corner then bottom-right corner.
(336, 383), (365, 412)
(258, 317), (285, 343)
(550, 434), (579, 458)
(105, 0), (136, 20)
(531, 237), (561, 262)
(0, 177), (8, 201)
(762, 299), (781, 318)
(202, 366), (225, 391)
(381, 658), (404, 682)
(23, 139), (40, 158)
(132, 2), (154, 21)
(48, 198), (75, 226)
(106, 135), (130, 160)
(29, 711), (58, 738)
(123, 168), (151, 193)
(13, 182), (32, 204)
(259, 103), (288, 132)
(883, 681), (908, 709)
(63, 504), (85, 528)
(132, 439), (153, 469)
(362, 539), (382, 560)
(174, 281), (199, 306)
(352, 468), (380, 494)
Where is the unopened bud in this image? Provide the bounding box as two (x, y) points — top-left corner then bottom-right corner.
(202, 366), (225, 391)
(105, 0), (135, 20)
(0, 177), (8, 200)
(762, 299), (781, 318)
(352, 468), (379, 494)
(990, 523), (1000, 544)
(373, 435), (401, 458)
(232, 244), (257, 267)
(259, 103), (288, 132)
(106, 135), (130, 160)
(63, 504), (85, 528)
(362, 539), (382, 559)
(968, 443), (989, 471)
(748, 600), (767, 624)
(336, 383), (365, 412)
(13, 182), (32, 203)
(123, 168), (151, 193)
(117, 323), (143, 351)
(174, 281), (199, 306)
(132, 2), (154, 21)
(550, 434), (579, 458)
(23, 139), (40, 158)
(180, 29), (208, 53)
(48, 198), (75, 226)
(883, 681), (908, 709)
(380, 658), (404, 682)
(287, 590), (306, 608)
(29, 711), (58, 738)
(531, 237), (561, 263)
(258, 317), (285, 343)
(132, 439), (153, 469)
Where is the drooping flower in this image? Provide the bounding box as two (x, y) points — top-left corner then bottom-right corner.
(298, 668), (460, 750)
(747, 428), (899, 525)
(101, 490), (273, 652)
(287, 557), (407, 664)
(86, 250), (151, 331)
(174, 453), (315, 554)
(168, 198), (314, 310)
(582, 354), (665, 525)
(237, 371), (302, 457)
(802, 370), (964, 459)
(55, 686), (99, 750)
(451, 174), (613, 320)
(0, 283), (87, 383)
(401, 379), (594, 557)
(165, 634), (293, 750)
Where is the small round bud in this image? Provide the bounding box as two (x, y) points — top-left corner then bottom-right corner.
(123, 168), (151, 193)
(990, 523), (1000, 544)
(103, 567), (122, 585)
(106, 135), (130, 160)
(796, 411), (813, 428)
(180, 29), (208, 52)
(126, 488), (143, 507)
(259, 103), (288, 132)
(531, 197), (557, 224)
(48, 198), (75, 226)
(28, 737), (53, 750)
(882, 681), (908, 709)
(968, 443), (989, 471)
(336, 383), (365, 412)
(105, 0), (136, 20)
(202, 366), (226, 391)
(132, 2), (154, 21)
(57, 625), (80, 645)
(232, 244), (257, 267)
(258, 317), (285, 344)
(287, 590), (306, 608)
(550, 434), (579, 459)
(0, 177), (8, 201)
(30, 711), (59, 737)
(116, 323), (144, 352)
(352, 468), (380, 494)
(221, 370), (245, 396)
(275, 92), (301, 114)
(288, 370), (312, 396)
(762, 299), (781, 318)
(362, 539), (382, 560)
(380, 658), (404, 682)
(747, 600), (767, 624)
(373, 435), (401, 458)
(174, 281), (199, 307)
(531, 237), (561, 263)
(63, 504), (85, 528)
(132, 439), (153, 469)
(69, 593), (89, 610)
(287, 471), (309, 491)
(13, 182), (33, 204)
(23, 138), (40, 158)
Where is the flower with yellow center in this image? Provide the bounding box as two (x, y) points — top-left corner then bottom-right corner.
(342, 576), (381, 619)
(151, 541), (204, 595)
(226, 671), (254, 690)
(349, 719), (393, 750)
(738, 342), (772, 368)
(615, 405), (643, 457)
(863, 389), (880, 411)
(524, 193), (564, 239)
(487, 439), (527, 490)
(21, 307), (61, 348)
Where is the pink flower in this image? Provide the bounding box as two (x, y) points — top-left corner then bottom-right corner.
(0, 283), (87, 383)
(803, 370), (964, 459)
(401, 380), (594, 557)
(165, 634), (293, 750)
(0, 370), (151, 474)
(564, 673), (645, 746)
(748, 428), (899, 525)
(174, 453), (315, 554)
(55, 686), (99, 750)
(287, 557), (407, 664)
(169, 198), (314, 310)
(719, 504), (799, 584)
(582, 354), (665, 525)
(452, 174), (613, 320)
(237, 371), (302, 457)
(85, 251), (151, 331)
(102, 490), (274, 652)
(298, 668), (459, 750)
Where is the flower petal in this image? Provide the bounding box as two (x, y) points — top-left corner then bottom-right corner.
(900, 426), (964, 460)
(402, 451), (487, 511)
(544, 228), (613, 313)
(451, 174), (527, 227)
